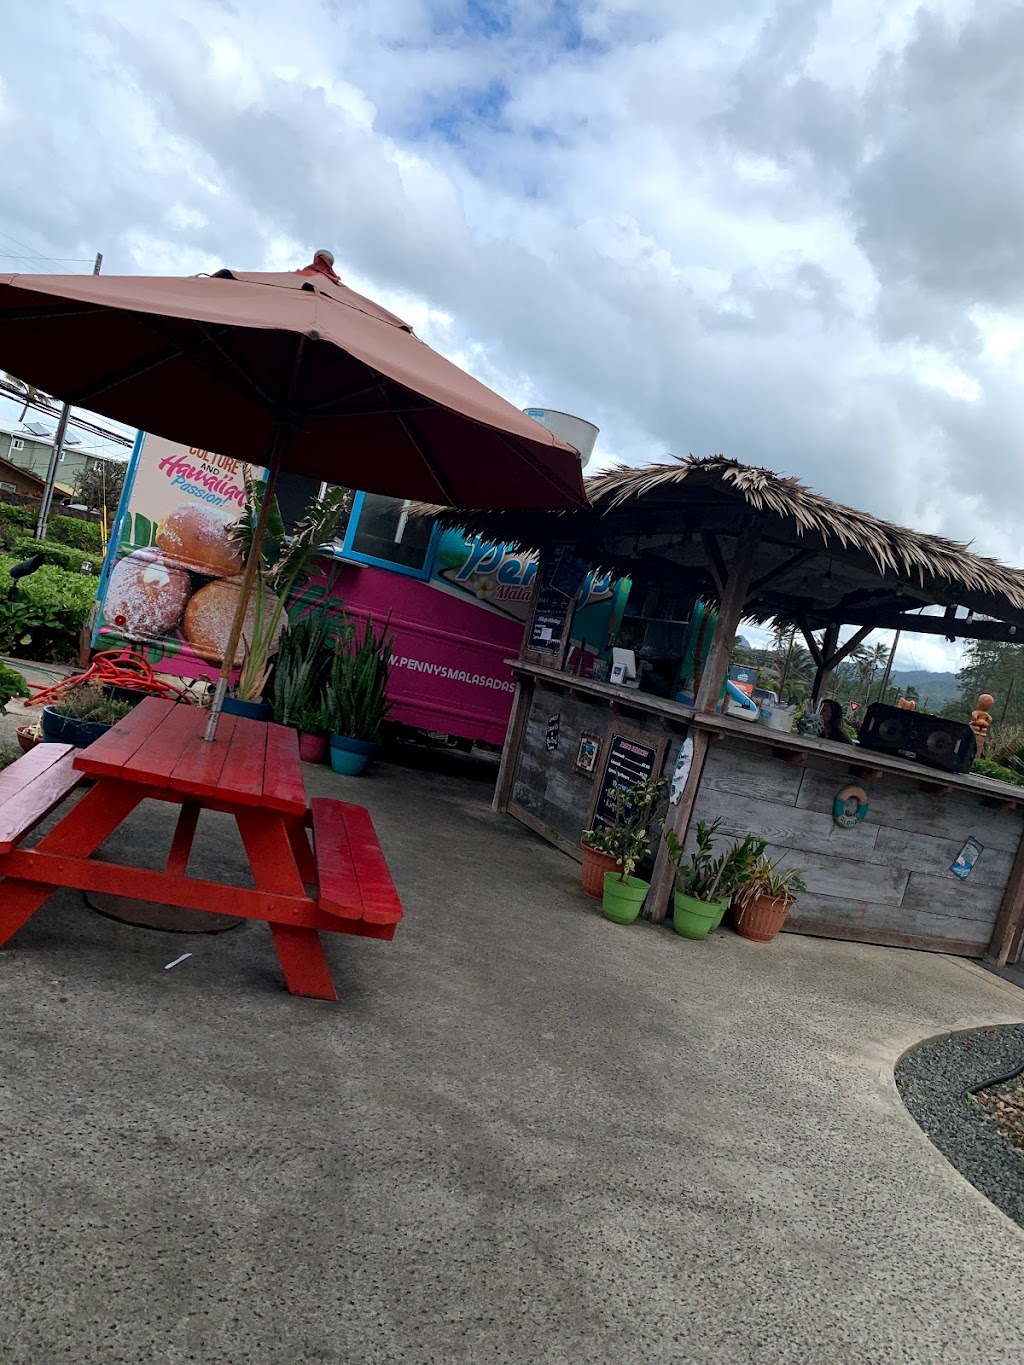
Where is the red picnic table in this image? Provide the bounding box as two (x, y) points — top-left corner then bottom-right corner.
(0, 698), (403, 1000)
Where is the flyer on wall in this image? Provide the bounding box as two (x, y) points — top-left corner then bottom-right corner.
(93, 432), (264, 681)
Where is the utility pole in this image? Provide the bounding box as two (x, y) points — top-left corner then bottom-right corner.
(35, 251), (102, 540)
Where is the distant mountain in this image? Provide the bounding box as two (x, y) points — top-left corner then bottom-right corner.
(889, 669), (959, 706)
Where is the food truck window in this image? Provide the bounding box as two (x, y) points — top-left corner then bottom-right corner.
(344, 492), (436, 576)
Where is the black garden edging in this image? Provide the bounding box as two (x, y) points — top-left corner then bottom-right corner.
(896, 1023), (1024, 1230)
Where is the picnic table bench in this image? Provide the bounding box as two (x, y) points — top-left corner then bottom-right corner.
(0, 698), (403, 1000)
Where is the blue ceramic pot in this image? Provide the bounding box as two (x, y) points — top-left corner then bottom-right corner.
(328, 733), (378, 776)
(40, 705), (113, 748)
(222, 696), (272, 721)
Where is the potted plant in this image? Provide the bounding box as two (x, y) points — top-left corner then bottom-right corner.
(666, 820), (765, 940)
(733, 855), (807, 943)
(325, 615), (393, 775)
(586, 776), (667, 924)
(41, 683), (132, 747)
(294, 696), (330, 763)
(270, 605), (333, 757)
(227, 482), (349, 720)
(579, 827), (620, 899)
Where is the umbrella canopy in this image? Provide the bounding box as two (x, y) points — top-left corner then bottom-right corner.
(0, 254), (587, 511)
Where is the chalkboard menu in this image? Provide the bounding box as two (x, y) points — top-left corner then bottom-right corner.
(527, 545), (588, 657)
(592, 732), (661, 827)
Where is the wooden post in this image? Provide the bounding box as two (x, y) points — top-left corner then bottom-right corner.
(645, 527), (761, 922)
(493, 677), (533, 813)
(811, 623), (840, 704)
(985, 824), (1024, 966)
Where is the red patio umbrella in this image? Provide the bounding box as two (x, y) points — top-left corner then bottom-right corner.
(0, 251), (588, 735)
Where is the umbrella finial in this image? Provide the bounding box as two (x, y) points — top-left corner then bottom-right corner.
(297, 250), (340, 285)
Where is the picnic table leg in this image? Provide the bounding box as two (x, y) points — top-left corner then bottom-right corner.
(0, 781), (144, 947)
(236, 810), (337, 1002)
(286, 815), (317, 888)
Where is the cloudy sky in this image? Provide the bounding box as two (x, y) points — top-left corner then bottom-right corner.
(2, 0), (1022, 672)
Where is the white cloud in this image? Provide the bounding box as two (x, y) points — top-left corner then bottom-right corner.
(3, 0), (1024, 682)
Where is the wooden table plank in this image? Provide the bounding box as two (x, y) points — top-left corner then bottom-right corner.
(110, 701), (201, 789)
(216, 717), (268, 807)
(311, 798), (363, 920)
(311, 799), (403, 925)
(262, 723), (307, 815)
(74, 696), (176, 778)
(339, 803), (404, 924)
(0, 740), (74, 795)
(0, 749), (83, 854)
(168, 713), (238, 799)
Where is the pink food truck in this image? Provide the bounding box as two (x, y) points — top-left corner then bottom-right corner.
(93, 415), (624, 748)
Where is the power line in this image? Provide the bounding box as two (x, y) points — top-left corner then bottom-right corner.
(0, 379), (132, 448)
(0, 229), (69, 272)
(0, 254), (95, 263)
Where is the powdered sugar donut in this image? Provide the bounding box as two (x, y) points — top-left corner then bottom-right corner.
(156, 502), (242, 578)
(104, 550), (190, 639)
(183, 578), (280, 666)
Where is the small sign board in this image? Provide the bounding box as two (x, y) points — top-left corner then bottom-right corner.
(592, 732), (662, 828)
(575, 731), (601, 775)
(545, 714), (560, 752)
(951, 837), (983, 880)
(527, 545), (588, 657)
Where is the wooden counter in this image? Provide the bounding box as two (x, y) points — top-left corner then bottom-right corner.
(500, 662), (1024, 960)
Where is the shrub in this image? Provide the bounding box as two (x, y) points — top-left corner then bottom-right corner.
(0, 502), (34, 550)
(973, 757), (1024, 788)
(9, 536), (96, 575)
(0, 557), (98, 662)
(0, 661), (29, 712)
(52, 683), (130, 725)
(48, 515), (103, 554)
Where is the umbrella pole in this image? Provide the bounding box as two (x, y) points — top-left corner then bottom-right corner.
(203, 440), (284, 742)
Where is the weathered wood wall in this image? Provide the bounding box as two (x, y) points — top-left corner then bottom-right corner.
(689, 738), (1024, 955)
(510, 684), (686, 861)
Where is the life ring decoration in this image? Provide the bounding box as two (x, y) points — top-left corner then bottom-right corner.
(834, 784), (869, 828)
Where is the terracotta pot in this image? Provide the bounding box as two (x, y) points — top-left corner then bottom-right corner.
(16, 726), (41, 753)
(734, 893), (793, 943)
(580, 842), (618, 899)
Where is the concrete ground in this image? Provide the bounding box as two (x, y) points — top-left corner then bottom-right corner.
(2, 746), (1024, 1363)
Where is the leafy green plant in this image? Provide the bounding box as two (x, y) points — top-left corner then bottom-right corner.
(51, 684), (131, 725)
(10, 536), (95, 575)
(0, 558), (97, 662)
(583, 775), (668, 881)
(270, 606), (334, 729)
(666, 819), (768, 904)
(973, 757), (1024, 788)
(325, 614), (394, 743)
(0, 502), (33, 549)
(0, 661), (29, 712)
(48, 515), (103, 554)
(293, 695), (331, 738)
(231, 481), (350, 703)
(734, 853), (807, 909)
(0, 743), (18, 772)
(984, 724), (1024, 776)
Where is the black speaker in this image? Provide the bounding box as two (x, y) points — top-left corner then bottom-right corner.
(858, 703), (976, 774)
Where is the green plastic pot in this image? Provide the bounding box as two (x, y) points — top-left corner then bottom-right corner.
(672, 891), (728, 940)
(602, 872), (649, 924)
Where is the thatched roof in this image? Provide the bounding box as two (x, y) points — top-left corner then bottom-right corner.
(415, 456), (1024, 636)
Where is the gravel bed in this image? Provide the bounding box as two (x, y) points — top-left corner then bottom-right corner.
(896, 1023), (1024, 1229)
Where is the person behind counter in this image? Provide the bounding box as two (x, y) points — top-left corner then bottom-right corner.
(821, 698), (853, 744)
